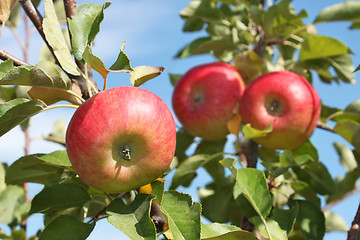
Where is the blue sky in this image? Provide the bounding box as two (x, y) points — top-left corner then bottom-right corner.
(0, 0), (359, 239)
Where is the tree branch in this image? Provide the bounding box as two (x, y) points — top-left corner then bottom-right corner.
(316, 124), (336, 134)
(348, 200), (360, 240)
(64, 0), (77, 18)
(0, 48), (29, 66)
(241, 139), (258, 168)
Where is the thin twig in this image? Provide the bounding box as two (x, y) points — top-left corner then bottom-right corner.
(63, 0), (77, 18)
(0, 48), (29, 66)
(316, 123), (336, 134)
(323, 188), (360, 212)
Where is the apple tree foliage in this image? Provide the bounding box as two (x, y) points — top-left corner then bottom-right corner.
(0, 0), (360, 239)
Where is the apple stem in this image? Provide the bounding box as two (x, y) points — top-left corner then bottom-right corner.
(121, 145), (132, 160)
(266, 99), (282, 116)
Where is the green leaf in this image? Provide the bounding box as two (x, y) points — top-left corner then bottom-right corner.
(39, 215), (95, 240)
(5, 153), (68, 185)
(324, 100), (360, 123)
(292, 162), (334, 195)
(292, 200), (325, 239)
(333, 142), (357, 171)
(279, 141), (317, 166)
(43, 120), (67, 146)
(234, 50), (265, 83)
(200, 222), (258, 240)
(314, 1), (360, 28)
(161, 191), (201, 240)
(250, 217), (287, 240)
(327, 54), (355, 84)
(82, 44), (133, 82)
(272, 206), (298, 234)
(233, 168), (272, 238)
(82, 45), (109, 79)
(44, 205), (87, 227)
(174, 128), (195, 164)
(326, 170), (359, 203)
(0, 61), (71, 89)
(355, 64), (360, 72)
(43, 0), (80, 76)
(68, 2), (111, 61)
(108, 43), (133, 72)
(40, 150), (72, 167)
(179, 0), (222, 24)
(219, 158), (238, 176)
(242, 123), (272, 140)
(170, 153), (223, 189)
(0, 163), (5, 194)
(0, 86), (16, 102)
(324, 211), (349, 232)
(0, 229), (10, 239)
(195, 139), (226, 182)
(176, 37), (236, 59)
(30, 61), (72, 89)
(0, 59), (15, 79)
(0, 185), (30, 225)
(11, 228), (26, 240)
(334, 119), (360, 149)
(0, 98), (47, 137)
(27, 86), (82, 106)
(169, 73), (182, 87)
(346, 99), (360, 115)
(199, 179), (243, 224)
(29, 183), (90, 214)
(130, 66), (165, 87)
(150, 180), (165, 205)
(234, 168), (272, 219)
(53, 0), (66, 24)
(290, 180), (321, 206)
(260, 0), (307, 40)
(107, 194), (156, 240)
(299, 35), (351, 61)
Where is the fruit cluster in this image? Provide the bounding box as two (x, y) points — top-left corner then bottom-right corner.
(172, 62), (321, 150)
(65, 62), (321, 194)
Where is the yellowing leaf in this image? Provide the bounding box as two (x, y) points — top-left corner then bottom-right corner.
(242, 123), (273, 140)
(0, 0), (16, 35)
(43, 0), (80, 76)
(28, 87), (83, 105)
(226, 113), (242, 135)
(234, 50), (265, 83)
(130, 66), (165, 87)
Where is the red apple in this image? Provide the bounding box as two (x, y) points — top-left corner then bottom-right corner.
(65, 86), (176, 193)
(172, 62), (246, 141)
(240, 70), (321, 150)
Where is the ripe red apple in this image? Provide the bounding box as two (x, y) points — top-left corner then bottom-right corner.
(240, 70), (321, 150)
(172, 62), (246, 141)
(65, 86), (176, 193)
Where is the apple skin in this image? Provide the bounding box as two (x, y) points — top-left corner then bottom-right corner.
(240, 70), (321, 150)
(172, 62), (246, 141)
(65, 86), (176, 193)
